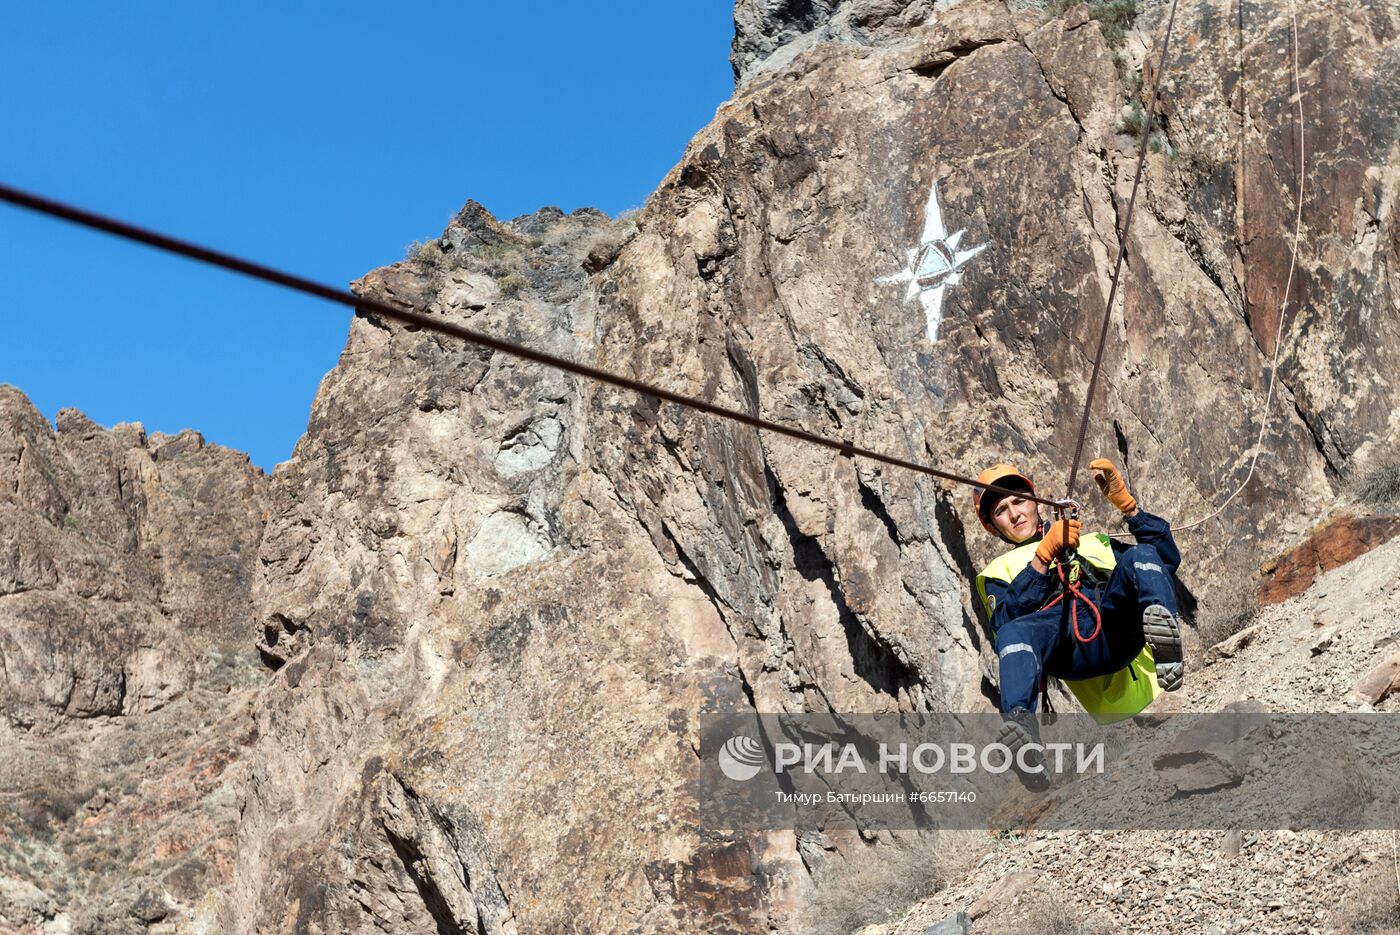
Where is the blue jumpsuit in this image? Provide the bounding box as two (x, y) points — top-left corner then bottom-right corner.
(980, 510), (1182, 713)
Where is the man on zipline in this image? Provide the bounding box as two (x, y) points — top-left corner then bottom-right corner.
(972, 459), (1185, 749)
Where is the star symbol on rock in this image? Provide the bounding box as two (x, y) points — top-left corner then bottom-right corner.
(879, 180), (988, 342)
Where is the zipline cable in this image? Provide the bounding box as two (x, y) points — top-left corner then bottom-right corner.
(1063, 0), (1183, 504)
(0, 181), (1064, 510)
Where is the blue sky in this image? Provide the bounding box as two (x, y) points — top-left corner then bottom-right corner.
(1, 4), (734, 471)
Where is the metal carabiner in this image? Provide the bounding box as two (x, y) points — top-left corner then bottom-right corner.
(1051, 498), (1082, 566)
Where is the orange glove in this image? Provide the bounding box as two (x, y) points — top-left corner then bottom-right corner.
(1035, 518), (1081, 566)
(1090, 458), (1137, 514)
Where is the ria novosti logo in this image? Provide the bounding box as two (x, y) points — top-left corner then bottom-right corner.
(718, 735), (767, 781)
(716, 736), (1107, 780)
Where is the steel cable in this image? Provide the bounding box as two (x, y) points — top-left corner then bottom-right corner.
(0, 181), (1063, 509)
(1063, 0), (1183, 504)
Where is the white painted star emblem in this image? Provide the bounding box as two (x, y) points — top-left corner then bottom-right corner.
(879, 180), (988, 342)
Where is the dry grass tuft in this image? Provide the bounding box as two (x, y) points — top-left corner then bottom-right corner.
(1191, 588), (1259, 662)
(798, 832), (954, 935)
(1004, 896), (1113, 935)
(1351, 450), (1400, 509)
(1341, 863), (1400, 935)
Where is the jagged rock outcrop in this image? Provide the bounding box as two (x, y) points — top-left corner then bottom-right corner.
(4, 0), (1399, 931)
(0, 387), (269, 729)
(232, 205), (777, 933)
(732, 0), (944, 82)
(0, 386), (269, 930)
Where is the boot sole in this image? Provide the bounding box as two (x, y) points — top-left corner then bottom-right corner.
(997, 718), (1050, 791)
(1143, 604), (1184, 692)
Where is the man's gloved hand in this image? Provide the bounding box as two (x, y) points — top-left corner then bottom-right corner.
(1090, 458), (1137, 514)
(1035, 518), (1081, 566)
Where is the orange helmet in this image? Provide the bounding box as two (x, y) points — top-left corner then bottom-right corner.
(973, 464), (1036, 535)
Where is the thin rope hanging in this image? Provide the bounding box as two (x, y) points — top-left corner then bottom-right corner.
(1055, 0), (1307, 538)
(1167, 0), (1305, 534)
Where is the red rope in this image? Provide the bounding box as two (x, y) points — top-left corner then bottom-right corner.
(1041, 560), (1103, 644)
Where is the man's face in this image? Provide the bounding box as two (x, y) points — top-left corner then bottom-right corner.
(990, 493), (1040, 544)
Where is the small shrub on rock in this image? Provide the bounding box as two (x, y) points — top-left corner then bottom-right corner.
(403, 239), (442, 266)
(1351, 450), (1400, 508)
(1340, 864), (1400, 935)
(1193, 588), (1259, 658)
(498, 270), (528, 298)
(1048, 0), (1139, 47)
(799, 833), (949, 935)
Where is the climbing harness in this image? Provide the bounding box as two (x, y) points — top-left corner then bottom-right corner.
(1037, 499), (1104, 644)
(1042, 556), (1106, 645)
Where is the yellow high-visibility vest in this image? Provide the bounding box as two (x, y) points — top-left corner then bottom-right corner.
(975, 532), (1163, 723)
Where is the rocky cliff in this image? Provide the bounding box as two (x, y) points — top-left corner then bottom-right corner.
(3, 0), (1398, 932)
(0, 388), (269, 930)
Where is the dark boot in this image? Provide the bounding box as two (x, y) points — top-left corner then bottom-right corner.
(998, 707), (1050, 791)
(1143, 604), (1184, 692)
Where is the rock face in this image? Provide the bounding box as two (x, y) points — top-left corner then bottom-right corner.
(4, 0), (1400, 931)
(732, 0), (942, 82)
(0, 386), (269, 929)
(232, 205), (759, 934)
(230, 2), (1400, 930)
(0, 391), (267, 729)
(1258, 512), (1400, 605)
